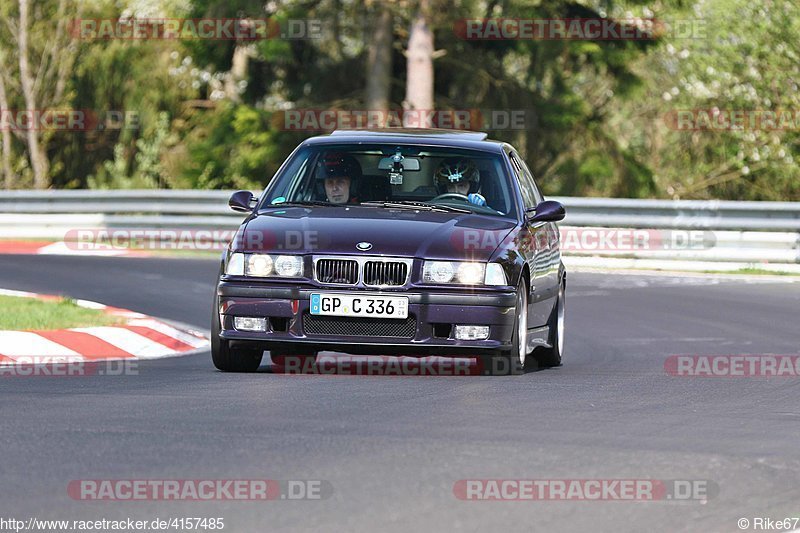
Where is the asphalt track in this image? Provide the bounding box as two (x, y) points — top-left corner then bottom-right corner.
(1, 254), (799, 533)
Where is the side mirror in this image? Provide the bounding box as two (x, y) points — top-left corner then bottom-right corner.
(527, 200), (565, 223)
(229, 190), (256, 213)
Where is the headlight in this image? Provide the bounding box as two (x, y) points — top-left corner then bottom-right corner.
(457, 262), (484, 285)
(423, 261), (486, 285)
(247, 254), (274, 277)
(225, 253), (245, 275)
(274, 255), (303, 277)
(227, 253), (304, 278)
(423, 261), (456, 283)
(484, 263), (507, 286)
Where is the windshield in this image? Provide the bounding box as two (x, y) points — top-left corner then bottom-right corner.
(260, 144), (517, 218)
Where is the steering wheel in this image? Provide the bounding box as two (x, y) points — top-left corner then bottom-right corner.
(430, 193), (471, 203)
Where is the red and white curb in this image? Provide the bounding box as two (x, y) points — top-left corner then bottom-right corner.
(0, 288), (208, 366)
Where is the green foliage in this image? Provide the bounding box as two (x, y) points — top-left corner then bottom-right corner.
(177, 103), (280, 189)
(45, 0), (197, 188)
(0, 0), (796, 200)
(88, 111), (172, 188)
(607, 0), (800, 199)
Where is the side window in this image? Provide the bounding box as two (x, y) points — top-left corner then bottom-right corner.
(509, 151), (537, 209)
(265, 149), (312, 204)
(517, 157), (544, 205)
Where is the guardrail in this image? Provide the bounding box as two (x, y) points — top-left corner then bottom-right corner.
(1, 190), (798, 229)
(1, 190), (798, 271)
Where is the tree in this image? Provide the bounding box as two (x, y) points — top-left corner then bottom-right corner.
(0, 49), (15, 188)
(622, 0), (800, 200)
(16, 0), (47, 187)
(365, 1), (394, 112)
(404, 0), (434, 114)
(0, 0), (79, 188)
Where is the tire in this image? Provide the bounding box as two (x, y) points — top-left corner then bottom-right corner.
(211, 296), (263, 373)
(533, 278), (565, 368)
(480, 279), (530, 376)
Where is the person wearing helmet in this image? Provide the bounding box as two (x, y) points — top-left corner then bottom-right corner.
(315, 153), (361, 204)
(435, 157), (487, 206)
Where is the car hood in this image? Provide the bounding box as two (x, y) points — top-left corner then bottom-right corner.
(233, 206), (517, 261)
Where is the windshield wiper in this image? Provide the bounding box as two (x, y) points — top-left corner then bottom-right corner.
(361, 200), (472, 214)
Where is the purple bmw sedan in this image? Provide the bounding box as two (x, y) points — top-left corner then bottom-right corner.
(213, 129), (566, 375)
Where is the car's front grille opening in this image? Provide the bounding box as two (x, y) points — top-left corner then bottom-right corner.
(270, 317), (288, 332)
(432, 323), (452, 339)
(363, 261), (408, 286)
(315, 259), (359, 285)
(303, 314), (416, 338)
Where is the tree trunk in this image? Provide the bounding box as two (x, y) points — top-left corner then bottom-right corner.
(365, 3), (393, 112)
(0, 71), (15, 189)
(17, 0), (49, 188)
(404, 0), (434, 118)
(224, 44), (250, 103)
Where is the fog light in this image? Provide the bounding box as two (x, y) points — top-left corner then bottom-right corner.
(454, 325), (490, 340)
(233, 316), (267, 332)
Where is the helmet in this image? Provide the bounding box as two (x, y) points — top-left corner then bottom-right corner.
(435, 157), (479, 194)
(313, 153), (361, 202)
(315, 153), (362, 181)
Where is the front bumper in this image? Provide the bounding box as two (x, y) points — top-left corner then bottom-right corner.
(217, 281), (516, 355)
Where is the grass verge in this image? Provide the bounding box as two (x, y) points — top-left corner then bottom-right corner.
(0, 295), (124, 330)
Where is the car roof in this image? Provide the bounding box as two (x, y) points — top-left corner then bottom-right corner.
(301, 128), (508, 153)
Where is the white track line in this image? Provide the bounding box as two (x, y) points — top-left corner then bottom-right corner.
(37, 241), (128, 256)
(0, 288), (38, 298)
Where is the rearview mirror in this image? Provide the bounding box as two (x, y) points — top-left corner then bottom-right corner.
(527, 200), (565, 223)
(378, 157), (420, 171)
(229, 190), (256, 213)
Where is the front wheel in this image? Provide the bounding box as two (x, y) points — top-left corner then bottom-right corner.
(479, 279), (530, 376)
(211, 296), (263, 372)
(533, 279), (565, 368)
(212, 340), (264, 373)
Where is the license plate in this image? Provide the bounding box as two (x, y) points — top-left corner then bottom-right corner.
(310, 293), (408, 319)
